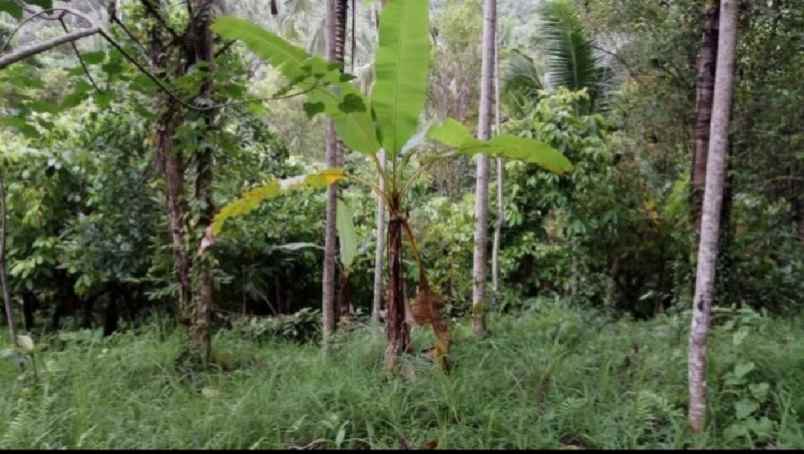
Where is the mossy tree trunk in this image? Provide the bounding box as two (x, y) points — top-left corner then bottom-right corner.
(187, 0), (218, 364)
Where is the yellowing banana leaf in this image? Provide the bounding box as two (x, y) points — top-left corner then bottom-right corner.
(211, 169), (345, 236)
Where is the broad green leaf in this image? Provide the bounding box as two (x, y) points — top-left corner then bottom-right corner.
(94, 92), (113, 108)
(101, 57), (123, 77)
(747, 416), (774, 438)
(28, 100), (60, 113)
(213, 17), (314, 81)
(371, 0), (431, 158)
(130, 74), (157, 95)
(426, 118), (483, 149)
(336, 199), (358, 270)
(212, 169), (346, 235)
(0, 64), (45, 89)
(331, 96), (381, 156)
(724, 423), (749, 441)
(483, 135), (573, 174)
(58, 79), (93, 111)
(212, 16), (380, 155)
(428, 119), (573, 174)
(732, 327), (749, 347)
(81, 51), (106, 65)
(749, 382), (770, 402)
(733, 361), (756, 379)
(0, 0), (22, 19)
(0, 116), (40, 138)
(734, 399), (758, 420)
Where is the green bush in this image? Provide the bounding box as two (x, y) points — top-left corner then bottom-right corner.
(230, 308), (322, 343)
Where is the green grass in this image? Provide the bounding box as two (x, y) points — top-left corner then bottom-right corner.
(0, 301), (802, 449)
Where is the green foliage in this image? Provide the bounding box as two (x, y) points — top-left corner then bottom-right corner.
(502, 50), (543, 117)
(428, 119), (573, 174)
(335, 199), (358, 271)
(211, 16), (380, 156)
(371, 0), (431, 158)
(411, 194), (475, 312)
(232, 308), (322, 343)
(0, 1), (22, 20)
(501, 88), (686, 316)
(0, 306), (802, 449)
(537, 0), (607, 102)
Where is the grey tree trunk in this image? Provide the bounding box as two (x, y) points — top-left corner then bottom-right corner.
(688, 0), (738, 434)
(322, 0), (348, 343)
(369, 0), (386, 326)
(0, 175), (17, 344)
(491, 31), (503, 307)
(691, 2), (719, 237)
(371, 151), (386, 324)
(471, 0), (496, 336)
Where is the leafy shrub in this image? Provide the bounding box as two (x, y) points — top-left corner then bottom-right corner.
(231, 308), (322, 343)
(502, 88), (689, 317)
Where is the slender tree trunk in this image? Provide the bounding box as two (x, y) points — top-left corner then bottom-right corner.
(149, 10), (194, 326)
(155, 106), (193, 323)
(22, 291), (36, 331)
(491, 31), (503, 307)
(691, 2), (719, 236)
(471, 0), (496, 336)
(322, 0), (349, 343)
(795, 195), (804, 246)
(688, 0), (738, 433)
(0, 175), (17, 345)
(371, 151), (386, 324)
(370, 0), (387, 326)
(187, 0), (217, 364)
(385, 193), (410, 371)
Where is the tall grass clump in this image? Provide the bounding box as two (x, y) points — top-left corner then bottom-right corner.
(0, 302), (801, 449)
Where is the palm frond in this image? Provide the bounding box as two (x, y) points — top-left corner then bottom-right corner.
(501, 49), (544, 116)
(535, 0), (610, 111)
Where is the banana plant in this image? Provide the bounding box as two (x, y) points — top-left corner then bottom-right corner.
(209, 0), (572, 372)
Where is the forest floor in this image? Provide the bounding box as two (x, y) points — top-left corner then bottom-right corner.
(0, 301), (802, 449)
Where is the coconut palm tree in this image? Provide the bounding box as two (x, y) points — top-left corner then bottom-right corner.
(502, 0), (610, 114)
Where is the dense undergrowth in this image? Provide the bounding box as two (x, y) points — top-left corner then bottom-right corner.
(0, 301), (802, 449)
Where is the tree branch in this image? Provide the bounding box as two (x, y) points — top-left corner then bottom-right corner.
(0, 27), (101, 70)
(110, 15), (153, 65)
(59, 18), (101, 92)
(213, 39), (236, 59)
(0, 6), (102, 69)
